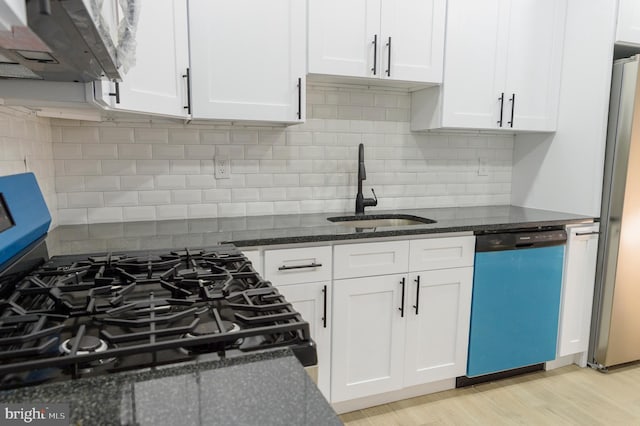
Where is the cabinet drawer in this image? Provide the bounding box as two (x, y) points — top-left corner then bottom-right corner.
(334, 241), (409, 279)
(409, 236), (475, 272)
(264, 246), (332, 286)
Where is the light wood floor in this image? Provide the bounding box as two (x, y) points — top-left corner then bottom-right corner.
(340, 363), (640, 425)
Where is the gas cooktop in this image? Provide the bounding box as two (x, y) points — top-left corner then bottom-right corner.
(0, 244), (316, 389)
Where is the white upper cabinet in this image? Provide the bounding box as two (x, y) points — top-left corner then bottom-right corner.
(0, 0), (26, 32)
(91, 0), (190, 118)
(189, 0), (306, 123)
(616, 0), (640, 45)
(308, 0), (446, 85)
(379, 0), (446, 83)
(411, 0), (567, 132)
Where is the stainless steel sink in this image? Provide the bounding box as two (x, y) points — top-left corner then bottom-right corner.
(327, 214), (436, 228)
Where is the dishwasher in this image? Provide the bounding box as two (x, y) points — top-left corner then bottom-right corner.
(461, 229), (567, 383)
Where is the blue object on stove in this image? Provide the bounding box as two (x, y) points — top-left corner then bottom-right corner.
(0, 173), (51, 269)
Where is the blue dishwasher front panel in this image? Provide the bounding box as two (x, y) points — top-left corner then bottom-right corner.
(467, 245), (564, 377)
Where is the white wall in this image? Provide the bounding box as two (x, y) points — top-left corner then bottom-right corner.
(0, 106), (57, 227)
(511, 0), (617, 217)
(51, 85), (514, 225)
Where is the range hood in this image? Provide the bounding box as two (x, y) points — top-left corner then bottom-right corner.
(0, 0), (138, 82)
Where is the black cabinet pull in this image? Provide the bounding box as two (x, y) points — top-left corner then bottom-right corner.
(108, 81), (120, 104)
(371, 34), (378, 75)
(182, 68), (191, 114)
(321, 285), (327, 328)
(497, 92), (504, 127)
(576, 231), (599, 236)
(413, 275), (420, 315)
(399, 277), (405, 317)
(297, 77), (302, 120)
(39, 0), (51, 15)
(386, 37), (392, 77)
(508, 93), (515, 128)
(278, 262), (322, 271)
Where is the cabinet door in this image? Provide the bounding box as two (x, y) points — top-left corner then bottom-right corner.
(380, 0), (445, 83)
(404, 268), (473, 386)
(558, 224), (599, 357)
(308, 0), (381, 78)
(189, 0), (305, 123)
(440, 0), (508, 129)
(503, 0), (566, 131)
(276, 281), (332, 400)
(93, 0), (190, 118)
(616, 0), (640, 45)
(331, 274), (406, 402)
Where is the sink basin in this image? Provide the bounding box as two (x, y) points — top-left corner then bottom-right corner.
(327, 214), (436, 228)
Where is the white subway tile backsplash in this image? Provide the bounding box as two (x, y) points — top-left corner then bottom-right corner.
(88, 207), (123, 223)
(68, 192), (103, 208)
(58, 208), (88, 225)
(65, 160), (101, 176)
(121, 175), (154, 190)
(172, 189), (202, 204)
(82, 144), (118, 159)
(155, 175), (186, 189)
(100, 127), (134, 144)
(231, 188), (259, 202)
(61, 127), (99, 144)
(188, 203), (218, 218)
(137, 160), (170, 175)
(203, 189), (231, 202)
(139, 191), (171, 205)
(152, 145), (184, 159)
(53, 144), (82, 159)
(123, 206), (156, 221)
(56, 176), (84, 192)
(48, 85), (515, 224)
(135, 128), (168, 143)
(85, 176), (121, 191)
(104, 191), (138, 206)
(185, 175), (215, 188)
(102, 160), (136, 175)
(118, 144), (152, 159)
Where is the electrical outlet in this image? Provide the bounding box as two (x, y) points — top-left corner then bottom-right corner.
(478, 158), (489, 176)
(215, 157), (231, 179)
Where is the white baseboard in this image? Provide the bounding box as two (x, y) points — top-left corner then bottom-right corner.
(545, 352), (588, 370)
(331, 378), (455, 414)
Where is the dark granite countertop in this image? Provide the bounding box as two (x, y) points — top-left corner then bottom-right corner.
(47, 205), (594, 255)
(0, 349), (341, 426)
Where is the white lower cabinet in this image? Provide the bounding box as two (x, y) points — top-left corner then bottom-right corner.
(263, 246), (332, 400)
(331, 274), (407, 402)
(404, 268), (473, 386)
(331, 236), (475, 403)
(277, 281), (332, 399)
(557, 224), (599, 357)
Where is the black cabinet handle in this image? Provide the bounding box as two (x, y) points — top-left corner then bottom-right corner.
(182, 68), (191, 114)
(278, 262), (322, 271)
(413, 275), (420, 315)
(297, 77), (302, 120)
(39, 0), (51, 15)
(399, 277), (405, 317)
(371, 34), (378, 75)
(321, 285), (327, 328)
(497, 92), (504, 127)
(108, 81), (120, 104)
(507, 93), (515, 128)
(575, 231), (599, 236)
(386, 36), (392, 77)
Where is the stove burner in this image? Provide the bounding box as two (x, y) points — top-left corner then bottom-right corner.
(60, 336), (108, 355)
(188, 320), (240, 337)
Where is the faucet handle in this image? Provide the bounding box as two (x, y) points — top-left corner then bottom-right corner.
(371, 188), (378, 205)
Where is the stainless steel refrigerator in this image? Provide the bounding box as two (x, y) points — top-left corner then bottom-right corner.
(590, 54), (640, 368)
